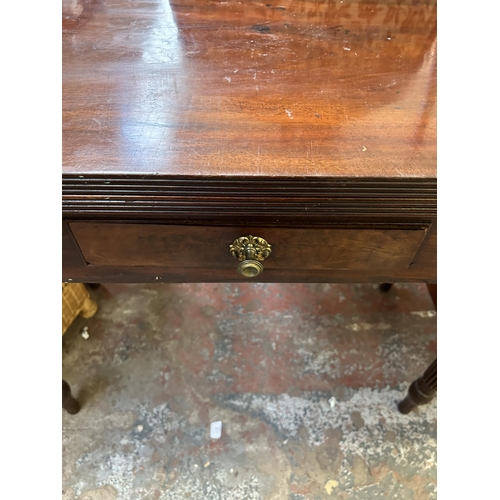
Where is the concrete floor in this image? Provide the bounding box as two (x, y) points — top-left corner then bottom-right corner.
(62, 283), (437, 500)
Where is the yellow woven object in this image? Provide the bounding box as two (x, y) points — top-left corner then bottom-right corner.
(62, 283), (98, 335)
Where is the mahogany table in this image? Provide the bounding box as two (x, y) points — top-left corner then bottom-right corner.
(62, 0), (437, 413)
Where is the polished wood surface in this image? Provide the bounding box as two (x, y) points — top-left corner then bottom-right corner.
(63, 222), (436, 283)
(62, 0), (437, 284)
(70, 222), (426, 270)
(62, 2), (437, 421)
(63, 0), (436, 180)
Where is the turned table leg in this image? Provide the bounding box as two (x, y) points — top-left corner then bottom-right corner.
(62, 379), (81, 414)
(398, 283), (437, 414)
(398, 359), (437, 414)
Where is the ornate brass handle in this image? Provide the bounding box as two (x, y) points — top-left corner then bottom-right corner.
(229, 235), (272, 277)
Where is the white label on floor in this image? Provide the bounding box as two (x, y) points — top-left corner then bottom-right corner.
(210, 421), (222, 439)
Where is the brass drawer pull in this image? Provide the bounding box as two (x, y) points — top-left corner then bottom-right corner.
(229, 235), (272, 277)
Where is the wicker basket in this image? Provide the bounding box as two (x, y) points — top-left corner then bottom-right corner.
(62, 283), (98, 335)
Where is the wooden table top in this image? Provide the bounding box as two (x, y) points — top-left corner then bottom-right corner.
(63, 0), (436, 181)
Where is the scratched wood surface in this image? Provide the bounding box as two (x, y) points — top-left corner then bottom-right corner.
(62, 0), (437, 179)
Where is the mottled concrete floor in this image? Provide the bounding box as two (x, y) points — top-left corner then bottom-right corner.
(62, 283), (437, 500)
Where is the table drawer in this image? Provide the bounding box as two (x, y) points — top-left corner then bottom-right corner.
(69, 223), (426, 276)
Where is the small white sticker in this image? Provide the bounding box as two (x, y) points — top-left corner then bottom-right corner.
(210, 421), (222, 439)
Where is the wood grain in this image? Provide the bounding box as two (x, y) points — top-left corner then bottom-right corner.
(69, 222), (426, 271)
(63, 0), (436, 180)
(62, 0), (437, 284)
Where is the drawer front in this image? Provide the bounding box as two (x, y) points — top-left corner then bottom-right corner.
(69, 223), (426, 275)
